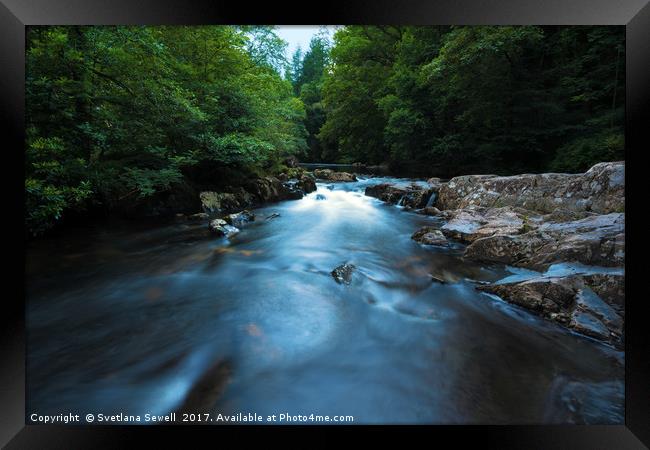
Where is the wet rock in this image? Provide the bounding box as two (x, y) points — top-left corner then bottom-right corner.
(464, 213), (624, 271)
(284, 186), (305, 200)
(315, 194), (327, 200)
(364, 183), (435, 209)
(479, 277), (577, 315)
(437, 161), (624, 215)
(581, 273), (625, 314)
(224, 210), (255, 227)
(419, 206), (441, 216)
(477, 273), (624, 347)
(331, 263), (356, 285)
(574, 288), (623, 332)
(246, 177), (292, 203)
(365, 183), (407, 203)
(296, 173), (317, 193)
(313, 169), (357, 182)
(440, 206), (529, 243)
(208, 219), (240, 237)
(200, 191), (253, 214)
(411, 227), (449, 246)
(570, 310), (612, 342)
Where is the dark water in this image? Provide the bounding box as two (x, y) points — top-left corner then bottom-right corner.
(26, 177), (624, 424)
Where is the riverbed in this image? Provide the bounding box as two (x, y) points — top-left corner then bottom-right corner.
(26, 177), (624, 424)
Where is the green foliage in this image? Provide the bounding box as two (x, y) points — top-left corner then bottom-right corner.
(550, 131), (624, 173)
(288, 32), (333, 162)
(26, 25), (625, 235)
(319, 26), (625, 176)
(26, 25), (307, 235)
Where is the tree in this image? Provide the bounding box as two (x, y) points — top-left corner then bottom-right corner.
(26, 25), (307, 235)
(319, 25), (624, 175)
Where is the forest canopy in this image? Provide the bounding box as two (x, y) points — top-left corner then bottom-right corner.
(26, 25), (625, 235)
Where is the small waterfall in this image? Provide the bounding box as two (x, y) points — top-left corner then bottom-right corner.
(425, 191), (437, 208)
(397, 195), (406, 207)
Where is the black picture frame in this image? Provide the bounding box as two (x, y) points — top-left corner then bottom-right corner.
(1, 1), (648, 447)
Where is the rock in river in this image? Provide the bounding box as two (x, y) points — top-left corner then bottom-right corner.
(313, 169), (357, 182)
(208, 219), (240, 237)
(296, 173), (317, 193)
(331, 263), (356, 284)
(411, 227), (449, 246)
(365, 183), (436, 209)
(224, 210), (255, 227)
(477, 273), (624, 347)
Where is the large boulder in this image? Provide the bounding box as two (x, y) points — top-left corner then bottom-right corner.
(296, 173), (317, 193)
(440, 206), (530, 243)
(246, 177), (292, 203)
(313, 169), (357, 182)
(464, 213), (624, 271)
(200, 190), (253, 214)
(199, 174), (315, 216)
(477, 273), (624, 347)
(437, 162), (624, 215)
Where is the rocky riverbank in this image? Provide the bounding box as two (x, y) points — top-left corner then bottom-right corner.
(179, 168), (360, 236)
(365, 161), (625, 348)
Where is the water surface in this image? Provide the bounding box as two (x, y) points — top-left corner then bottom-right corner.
(26, 177), (624, 424)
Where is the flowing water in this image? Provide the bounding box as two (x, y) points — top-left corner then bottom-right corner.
(26, 177), (624, 424)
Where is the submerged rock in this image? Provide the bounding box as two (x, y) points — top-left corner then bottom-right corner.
(331, 263), (356, 284)
(411, 227), (449, 246)
(265, 212), (281, 220)
(477, 273), (624, 347)
(313, 169), (357, 182)
(224, 210), (255, 227)
(208, 219), (240, 237)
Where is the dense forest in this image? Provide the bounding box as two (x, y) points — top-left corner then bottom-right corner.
(26, 25), (625, 235)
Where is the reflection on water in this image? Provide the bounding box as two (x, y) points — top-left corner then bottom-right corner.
(26, 177), (624, 424)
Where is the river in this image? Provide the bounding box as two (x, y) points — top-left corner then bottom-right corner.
(26, 176), (624, 424)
